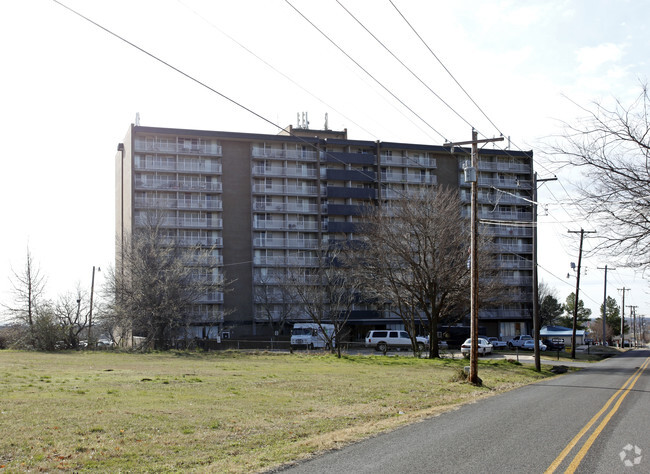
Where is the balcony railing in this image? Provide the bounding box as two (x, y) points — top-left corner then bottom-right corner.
(253, 202), (320, 213)
(252, 166), (318, 178)
(134, 162), (222, 173)
(134, 179), (222, 192)
(252, 183), (319, 195)
(135, 142), (223, 156)
(253, 238), (320, 249)
(253, 220), (319, 230)
(251, 147), (318, 161)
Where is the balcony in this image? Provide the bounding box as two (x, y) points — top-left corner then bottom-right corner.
(253, 238), (319, 249)
(135, 179), (222, 192)
(497, 259), (533, 270)
(135, 161), (222, 174)
(405, 174), (437, 185)
(252, 183), (319, 195)
(135, 141), (222, 156)
(251, 147), (318, 161)
(252, 165), (318, 178)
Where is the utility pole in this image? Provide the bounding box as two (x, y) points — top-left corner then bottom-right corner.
(89, 266), (96, 348)
(444, 130), (503, 385)
(627, 305), (638, 348)
(618, 287), (630, 348)
(597, 265), (615, 345)
(568, 229), (595, 359)
(532, 173), (557, 372)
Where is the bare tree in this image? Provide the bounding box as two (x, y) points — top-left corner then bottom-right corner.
(546, 84), (650, 268)
(53, 287), (90, 349)
(287, 244), (361, 358)
(351, 186), (502, 358)
(254, 273), (298, 340)
(104, 218), (226, 350)
(2, 246), (47, 347)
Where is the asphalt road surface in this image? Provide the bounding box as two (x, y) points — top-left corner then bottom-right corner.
(280, 349), (650, 473)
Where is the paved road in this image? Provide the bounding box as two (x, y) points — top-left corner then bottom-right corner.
(280, 349), (650, 473)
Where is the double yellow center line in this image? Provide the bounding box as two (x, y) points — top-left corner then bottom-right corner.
(545, 356), (650, 473)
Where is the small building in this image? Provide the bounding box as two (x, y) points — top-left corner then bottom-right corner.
(540, 325), (587, 345)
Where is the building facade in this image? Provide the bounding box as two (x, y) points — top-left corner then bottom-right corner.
(116, 123), (534, 341)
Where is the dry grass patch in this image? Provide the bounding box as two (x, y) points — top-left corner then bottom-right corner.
(0, 350), (555, 472)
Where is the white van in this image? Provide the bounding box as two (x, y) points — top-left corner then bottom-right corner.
(290, 323), (336, 350)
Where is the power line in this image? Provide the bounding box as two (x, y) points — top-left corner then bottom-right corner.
(175, 0), (380, 141)
(388, 0), (501, 138)
(283, 0), (448, 143)
(336, 0), (475, 133)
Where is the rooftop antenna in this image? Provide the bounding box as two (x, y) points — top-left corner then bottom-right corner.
(135, 112), (140, 126)
(324, 112), (329, 130)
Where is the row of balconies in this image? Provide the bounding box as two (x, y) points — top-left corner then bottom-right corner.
(136, 216), (223, 229)
(459, 160), (531, 174)
(135, 197), (223, 211)
(462, 208), (533, 221)
(134, 142), (223, 156)
(252, 146), (444, 171)
(176, 237), (223, 247)
(253, 274), (321, 285)
(460, 176), (532, 189)
(253, 202), (324, 213)
(252, 165), (318, 178)
(251, 146), (319, 161)
(135, 180), (222, 192)
(486, 226), (533, 238)
(185, 255), (224, 266)
(252, 183), (324, 196)
(496, 259), (533, 270)
(381, 154), (437, 168)
(253, 220), (321, 231)
(491, 243), (533, 253)
(381, 172), (438, 185)
(461, 192), (531, 205)
(134, 161), (222, 174)
(253, 256), (320, 266)
(194, 292), (225, 304)
(253, 238), (320, 249)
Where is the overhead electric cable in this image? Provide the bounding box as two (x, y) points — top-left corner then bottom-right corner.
(283, 0), (448, 143)
(336, 0), (475, 132)
(389, 0), (503, 138)
(175, 0), (380, 140)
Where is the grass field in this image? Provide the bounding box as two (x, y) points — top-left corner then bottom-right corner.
(0, 350), (557, 472)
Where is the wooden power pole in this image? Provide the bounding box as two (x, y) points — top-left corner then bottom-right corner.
(445, 130), (503, 385)
(567, 229), (595, 359)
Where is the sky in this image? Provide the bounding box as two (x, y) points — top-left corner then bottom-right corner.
(1, 0), (649, 326)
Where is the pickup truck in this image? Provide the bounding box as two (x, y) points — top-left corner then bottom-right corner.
(507, 335), (533, 348)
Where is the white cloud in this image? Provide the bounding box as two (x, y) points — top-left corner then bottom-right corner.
(575, 43), (624, 74)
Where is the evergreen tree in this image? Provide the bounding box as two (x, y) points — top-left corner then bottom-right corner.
(558, 292), (592, 329)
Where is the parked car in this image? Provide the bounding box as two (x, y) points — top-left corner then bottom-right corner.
(522, 339), (547, 351)
(424, 336), (449, 350)
(543, 339), (566, 351)
(365, 330), (427, 352)
(487, 337), (507, 349)
(460, 338), (493, 357)
(508, 335), (533, 348)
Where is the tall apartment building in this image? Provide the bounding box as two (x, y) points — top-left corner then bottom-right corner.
(116, 123), (534, 341)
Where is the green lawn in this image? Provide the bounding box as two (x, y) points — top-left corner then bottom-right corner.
(0, 350), (556, 472)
